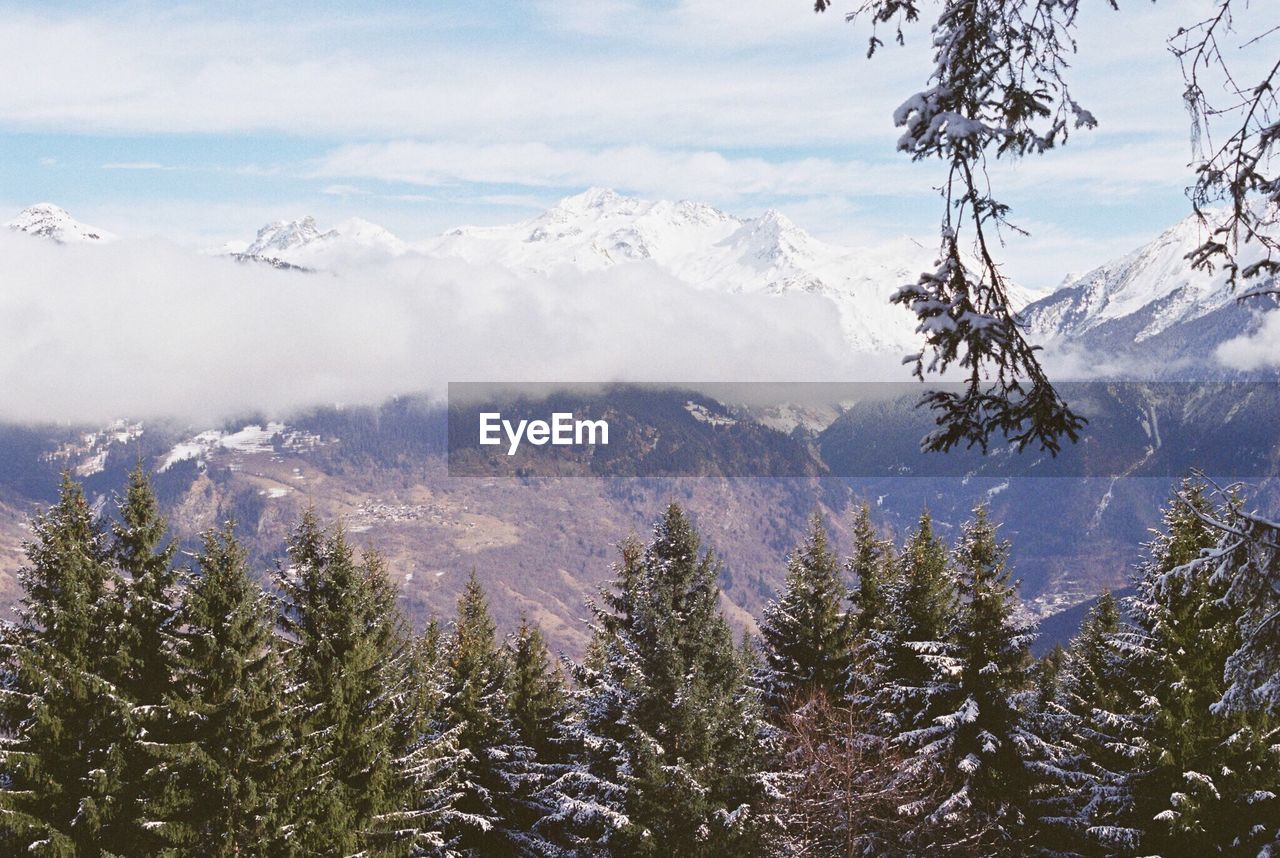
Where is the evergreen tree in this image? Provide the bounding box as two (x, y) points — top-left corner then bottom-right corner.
(506, 616), (568, 764)
(758, 513), (858, 711)
(276, 511), (409, 855)
(1043, 590), (1142, 854)
(391, 620), (467, 857)
(847, 502), (895, 636)
(1106, 484), (1280, 856)
(106, 466), (185, 854)
(162, 522), (298, 856)
(441, 573), (550, 856)
(561, 504), (771, 856)
(897, 505), (1046, 854)
(878, 507), (957, 734)
(0, 473), (130, 855)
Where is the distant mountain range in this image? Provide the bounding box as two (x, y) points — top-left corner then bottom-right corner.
(10, 190), (1276, 367)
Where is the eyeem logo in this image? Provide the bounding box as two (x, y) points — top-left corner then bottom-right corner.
(479, 412), (610, 456)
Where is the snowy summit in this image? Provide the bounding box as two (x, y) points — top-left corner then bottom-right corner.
(6, 203), (115, 244)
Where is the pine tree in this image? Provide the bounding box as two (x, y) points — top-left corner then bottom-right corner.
(1108, 483), (1280, 856)
(561, 504), (771, 856)
(878, 507), (957, 735)
(0, 473), (131, 855)
(506, 616), (568, 764)
(758, 513), (858, 711)
(1044, 590), (1142, 854)
(276, 511), (408, 855)
(441, 573), (550, 856)
(390, 620), (467, 857)
(897, 505), (1046, 854)
(106, 466), (185, 854)
(847, 502), (895, 636)
(162, 522), (299, 856)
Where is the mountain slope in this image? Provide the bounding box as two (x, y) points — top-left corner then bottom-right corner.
(1023, 211), (1280, 370)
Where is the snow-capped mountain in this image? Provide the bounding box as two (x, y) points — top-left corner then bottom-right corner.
(1023, 210), (1279, 371)
(234, 215), (407, 267)
(421, 188), (967, 352)
(219, 189), (988, 353)
(6, 203), (115, 243)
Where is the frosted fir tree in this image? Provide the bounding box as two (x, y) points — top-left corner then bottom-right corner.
(389, 620), (469, 858)
(506, 616), (570, 765)
(0, 473), (132, 855)
(1106, 483), (1280, 856)
(895, 505), (1050, 854)
(1038, 590), (1143, 856)
(552, 505), (772, 856)
(104, 466), (187, 854)
(757, 513), (859, 712)
(1187, 483), (1280, 718)
(877, 507), (958, 735)
(275, 512), (410, 854)
(848, 502), (896, 638)
(161, 522), (301, 856)
(440, 573), (558, 857)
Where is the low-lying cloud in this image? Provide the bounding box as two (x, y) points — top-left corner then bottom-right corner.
(0, 233), (884, 425)
(1216, 308), (1280, 371)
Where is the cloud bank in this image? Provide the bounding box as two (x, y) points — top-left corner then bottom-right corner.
(1216, 309), (1280, 371)
(0, 233), (881, 424)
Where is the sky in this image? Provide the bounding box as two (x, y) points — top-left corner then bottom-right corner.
(0, 0), (1251, 291)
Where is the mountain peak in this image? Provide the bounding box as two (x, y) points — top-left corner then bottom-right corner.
(238, 215), (405, 264)
(6, 203), (116, 243)
(246, 217), (328, 256)
(560, 187), (627, 210)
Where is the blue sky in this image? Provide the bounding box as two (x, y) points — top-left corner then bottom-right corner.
(0, 0), (1239, 289)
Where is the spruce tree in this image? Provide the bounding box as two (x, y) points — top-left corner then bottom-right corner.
(897, 505), (1046, 853)
(847, 502), (895, 636)
(758, 513), (858, 711)
(1109, 483), (1280, 856)
(1044, 590), (1142, 854)
(561, 504), (771, 856)
(276, 511), (408, 855)
(163, 522), (298, 856)
(0, 473), (130, 855)
(390, 620), (467, 857)
(107, 466), (185, 854)
(878, 507), (957, 734)
(506, 616), (568, 764)
(441, 572), (550, 856)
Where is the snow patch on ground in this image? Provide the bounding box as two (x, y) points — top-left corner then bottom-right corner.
(684, 401), (737, 427)
(43, 419), (144, 477)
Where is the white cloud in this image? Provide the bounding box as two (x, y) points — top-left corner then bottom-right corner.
(320, 184), (369, 198)
(312, 141), (932, 202)
(101, 161), (176, 171)
(0, 9), (905, 148)
(1216, 310), (1280, 370)
(0, 232), (870, 424)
